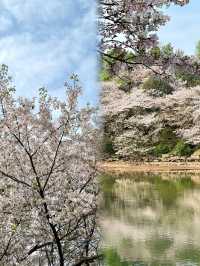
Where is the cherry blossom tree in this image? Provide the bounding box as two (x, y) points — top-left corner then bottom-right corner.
(98, 0), (200, 80)
(99, 0), (188, 52)
(0, 65), (100, 266)
(101, 78), (200, 158)
(98, 0), (200, 159)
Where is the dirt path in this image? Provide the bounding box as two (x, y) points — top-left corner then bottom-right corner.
(99, 161), (200, 173)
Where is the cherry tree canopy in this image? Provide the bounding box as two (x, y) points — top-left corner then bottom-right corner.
(98, 0), (200, 79)
(99, 0), (189, 53)
(101, 77), (200, 158)
(0, 65), (100, 266)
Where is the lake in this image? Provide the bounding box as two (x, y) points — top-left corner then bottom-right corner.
(100, 172), (200, 266)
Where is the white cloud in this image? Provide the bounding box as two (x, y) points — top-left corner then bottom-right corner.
(0, 0), (97, 104)
(1, 0), (69, 24)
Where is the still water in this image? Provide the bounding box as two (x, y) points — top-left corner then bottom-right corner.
(101, 172), (200, 266)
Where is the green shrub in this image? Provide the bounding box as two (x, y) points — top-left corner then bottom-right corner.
(99, 68), (111, 81)
(150, 43), (173, 60)
(150, 47), (161, 60)
(115, 76), (132, 92)
(142, 76), (174, 97)
(172, 140), (193, 156)
(158, 128), (178, 147)
(176, 70), (200, 87)
(153, 143), (171, 157)
(152, 128), (178, 157)
(99, 55), (113, 81)
(102, 135), (115, 155)
(124, 51), (136, 62)
(161, 43), (174, 58)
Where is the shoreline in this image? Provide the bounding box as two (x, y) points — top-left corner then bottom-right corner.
(99, 161), (200, 173)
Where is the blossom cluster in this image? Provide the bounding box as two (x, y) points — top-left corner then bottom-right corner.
(101, 76), (200, 158)
(99, 0), (189, 52)
(98, 0), (200, 83)
(0, 67), (99, 266)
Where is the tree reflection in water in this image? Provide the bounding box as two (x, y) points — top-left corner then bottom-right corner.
(101, 172), (200, 266)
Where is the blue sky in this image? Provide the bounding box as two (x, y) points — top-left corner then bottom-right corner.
(0, 0), (199, 105)
(159, 0), (200, 55)
(0, 0), (98, 105)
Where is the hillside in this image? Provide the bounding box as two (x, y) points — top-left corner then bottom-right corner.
(101, 67), (200, 160)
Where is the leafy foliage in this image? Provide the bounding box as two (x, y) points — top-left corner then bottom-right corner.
(150, 47), (161, 60)
(142, 76), (174, 97)
(172, 140), (193, 156)
(102, 135), (115, 156)
(100, 67), (112, 81)
(115, 76), (133, 92)
(176, 70), (200, 87)
(157, 128), (178, 148)
(161, 43), (174, 58)
(153, 143), (172, 157)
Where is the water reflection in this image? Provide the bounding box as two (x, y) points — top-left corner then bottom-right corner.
(101, 172), (200, 266)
